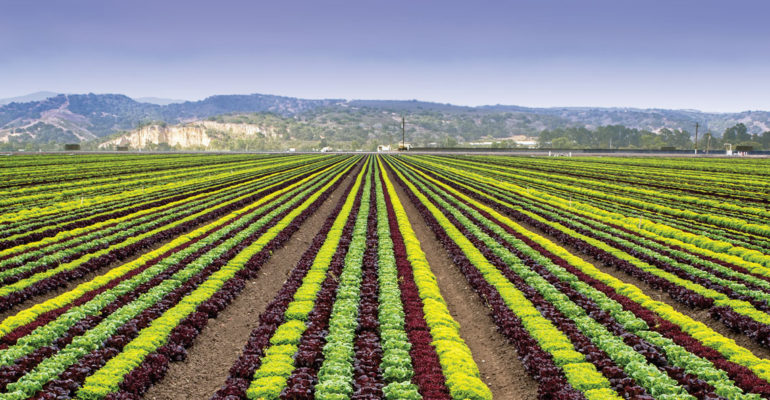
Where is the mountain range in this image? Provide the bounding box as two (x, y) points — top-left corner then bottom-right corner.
(1, 92), (769, 149)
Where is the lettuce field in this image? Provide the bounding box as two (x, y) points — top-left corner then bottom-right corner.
(1, 153), (769, 400)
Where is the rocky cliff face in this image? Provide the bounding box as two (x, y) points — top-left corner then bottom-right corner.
(199, 120), (283, 139)
(100, 124), (211, 148)
(99, 121), (283, 149)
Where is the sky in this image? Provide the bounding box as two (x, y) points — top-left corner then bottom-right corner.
(1, 0), (769, 112)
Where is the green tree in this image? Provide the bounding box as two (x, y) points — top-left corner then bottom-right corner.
(723, 123), (749, 143)
(761, 131), (770, 150)
(551, 137), (574, 149)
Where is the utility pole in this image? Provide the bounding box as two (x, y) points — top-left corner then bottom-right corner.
(706, 133), (711, 154)
(402, 115), (405, 147)
(694, 122), (699, 155)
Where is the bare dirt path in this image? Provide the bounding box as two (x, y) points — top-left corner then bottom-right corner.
(390, 176), (540, 400)
(144, 164), (360, 400)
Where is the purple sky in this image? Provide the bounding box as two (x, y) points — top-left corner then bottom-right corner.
(1, 0), (769, 112)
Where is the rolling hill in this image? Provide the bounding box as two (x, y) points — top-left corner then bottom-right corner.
(2, 92), (769, 150)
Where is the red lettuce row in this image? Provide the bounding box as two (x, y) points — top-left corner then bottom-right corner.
(410, 160), (770, 349)
(491, 201), (770, 349)
(87, 161), (356, 400)
(384, 162), (583, 400)
(495, 190), (770, 298)
(0, 167), (271, 248)
(417, 164), (714, 310)
(381, 172), (453, 399)
(350, 181), (384, 399)
(406, 158), (770, 396)
(405, 175), (656, 399)
(425, 182), (722, 399)
(211, 166), (364, 400)
(524, 207), (770, 311)
(0, 154), (331, 245)
(0, 171), (312, 287)
(279, 189), (366, 398)
(0, 171), (318, 313)
(0, 190), (293, 392)
(447, 187), (770, 397)
(23, 185), (321, 399)
(0, 163), (322, 275)
(0, 161), (352, 349)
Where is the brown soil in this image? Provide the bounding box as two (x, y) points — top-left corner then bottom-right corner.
(144, 164), (360, 400)
(513, 218), (770, 361)
(390, 178), (540, 400)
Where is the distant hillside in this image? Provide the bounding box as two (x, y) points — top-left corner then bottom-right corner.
(0, 93), (342, 147)
(0, 91), (59, 106)
(2, 92), (770, 150)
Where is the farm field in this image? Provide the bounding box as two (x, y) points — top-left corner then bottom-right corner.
(0, 153), (769, 400)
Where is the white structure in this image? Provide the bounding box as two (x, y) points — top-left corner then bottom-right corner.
(377, 144), (391, 152)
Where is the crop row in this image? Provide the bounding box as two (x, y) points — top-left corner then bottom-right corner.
(395, 155), (770, 351)
(0, 156), (359, 399)
(385, 155), (770, 400)
(417, 155), (770, 251)
(0, 155), (333, 236)
(212, 157), (491, 400)
(0, 158), (349, 314)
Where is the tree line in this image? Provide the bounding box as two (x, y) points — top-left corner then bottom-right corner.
(537, 123), (770, 150)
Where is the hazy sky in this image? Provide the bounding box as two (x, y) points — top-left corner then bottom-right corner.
(1, 0), (769, 112)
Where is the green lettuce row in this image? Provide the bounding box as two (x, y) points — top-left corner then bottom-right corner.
(244, 160), (370, 400)
(0, 155), (321, 234)
(0, 156), (260, 207)
(434, 160), (770, 281)
(423, 155), (770, 238)
(418, 155), (768, 251)
(74, 158), (357, 400)
(0, 154), (296, 209)
(0, 160), (347, 340)
(313, 162), (373, 400)
(0, 163), (317, 279)
(0, 161), (345, 300)
(380, 157), (493, 400)
(0, 155), (330, 239)
(401, 158), (762, 399)
(1, 163), (352, 400)
(446, 154), (770, 223)
(418, 156), (770, 255)
(439, 168), (770, 294)
(0, 162), (346, 368)
(0, 154), (329, 231)
(414, 159), (770, 309)
(477, 155), (767, 200)
(400, 162), (756, 399)
(520, 207), (770, 305)
(411, 156), (770, 272)
(0, 156), (335, 268)
(373, 164), (421, 399)
(520, 208), (770, 327)
(412, 160), (770, 387)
